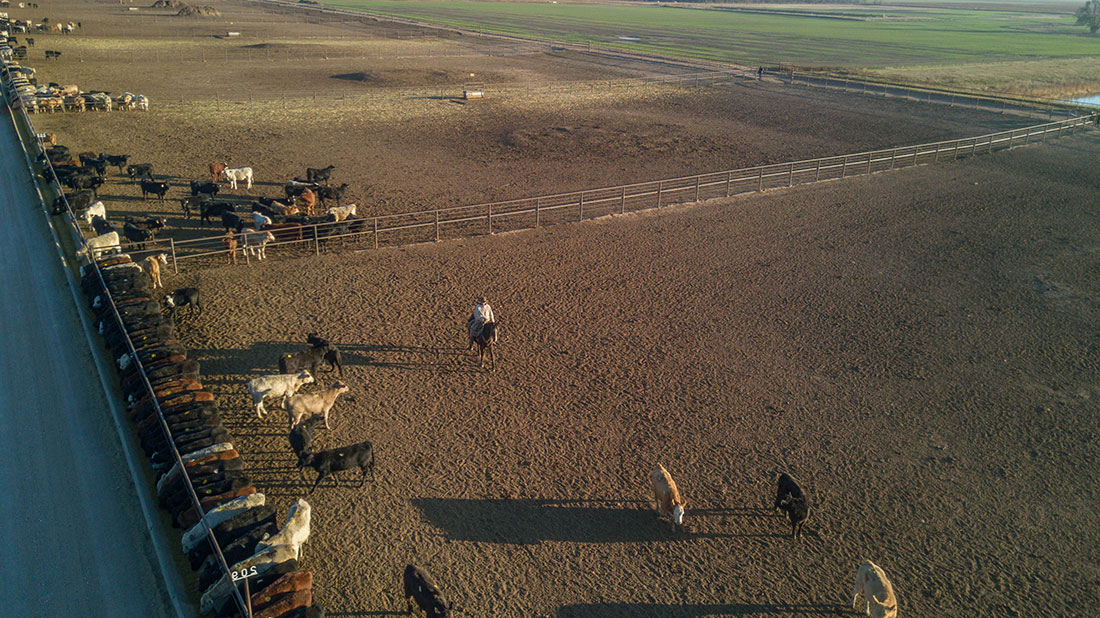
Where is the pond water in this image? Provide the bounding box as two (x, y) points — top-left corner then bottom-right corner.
(1068, 94), (1100, 107)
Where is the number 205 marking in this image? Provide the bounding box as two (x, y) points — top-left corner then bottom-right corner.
(230, 566), (259, 582)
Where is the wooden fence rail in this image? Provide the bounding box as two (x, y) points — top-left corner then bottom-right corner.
(99, 114), (1094, 272)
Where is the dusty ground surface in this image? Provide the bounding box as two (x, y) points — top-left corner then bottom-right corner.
(168, 133), (1100, 617)
(25, 0), (1034, 245)
(12, 0), (1099, 616)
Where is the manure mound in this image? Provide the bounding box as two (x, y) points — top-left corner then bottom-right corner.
(151, 0), (183, 7)
(177, 5), (221, 17)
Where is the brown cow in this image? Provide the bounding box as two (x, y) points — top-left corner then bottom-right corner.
(296, 188), (316, 217)
(223, 231), (238, 265)
(651, 463), (687, 531)
(210, 161), (227, 184)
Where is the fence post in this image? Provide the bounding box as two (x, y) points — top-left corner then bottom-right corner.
(840, 156), (847, 177)
(757, 167), (763, 192)
(536, 198), (541, 227)
(579, 192), (584, 220)
(988, 135), (994, 154)
(725, 171), (732, 197)
(788, 163), (794, 187)
(170, 238), (178, 274)
(657, 182), (663, 207)
(314, 225), (320, 256)
(434, 210), (440, 241)
(694, 176), (701, 201)
(373, 218), (378, 249)
(488, 204), (493, 234)
(1024, 127), (1032, 145)
(890, 149), (896, 170)
(866, 152), (872, 174)
(934, 143), (940, 162)
(953, 141), (960, 160)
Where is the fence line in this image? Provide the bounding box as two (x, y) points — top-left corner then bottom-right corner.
(105, 114), (1096, 271)
(3, 78), (255, 618)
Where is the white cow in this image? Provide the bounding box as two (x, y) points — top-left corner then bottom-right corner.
(223, 166), (253, 190)
(134, 94), (149, 111)
(80, 231), (120, 259)
(247, 370), (314, 418)
(251, 211), (272, 228)
(255, 498), (311, 560)
(200, 544), (298, 614)
(181, 493), (266, 554)
(241, 228), (276, 260)
(852, 560), (898, 618)
(326, 203), (356, 222)
(78, 200), (105, 224)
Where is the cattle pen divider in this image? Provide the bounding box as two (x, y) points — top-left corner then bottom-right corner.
(113, 113), (1097, 272)
(4, 83), (255, 618)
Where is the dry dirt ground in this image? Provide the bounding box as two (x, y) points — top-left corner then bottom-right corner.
(12, 0), (1100, 616)
(26, 0), (1036, 244)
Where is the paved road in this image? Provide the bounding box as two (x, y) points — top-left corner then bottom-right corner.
(0, 106), (176, 617)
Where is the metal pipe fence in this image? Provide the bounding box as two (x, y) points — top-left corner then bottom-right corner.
(3, 77), (253, 618)
(116, 113), (1094, 273)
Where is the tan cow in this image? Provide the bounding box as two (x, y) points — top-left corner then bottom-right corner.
(222, 232), (237, 265)
(852, 560), (898, 618)
(651, 463), (686, 530)
(143, 253), (167, 288)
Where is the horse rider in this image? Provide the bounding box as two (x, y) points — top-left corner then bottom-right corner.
(467, 296), (495, 343)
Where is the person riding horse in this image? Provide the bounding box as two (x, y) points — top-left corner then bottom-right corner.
(467, 296), (495, 346)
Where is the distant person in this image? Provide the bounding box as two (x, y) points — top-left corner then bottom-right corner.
(467, 296), (495, 345)
(758, 66), (764, 80)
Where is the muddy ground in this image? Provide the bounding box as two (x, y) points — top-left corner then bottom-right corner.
(10, 0), (1100, 616)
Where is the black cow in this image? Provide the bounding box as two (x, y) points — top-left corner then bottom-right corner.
(165, 288), (201, 317)
(290, 424), (374, 493)
(403, 565), (453, 618)
(221, 211), (245, 233)
(127, 163), (154, 183)
(54, 189), (95, 214)
(305, 164), (335, 184)
(100, 153), (129, 172)
(199, 201), (235, 226)
(66, 174), (105, 197)
(284, 180), (318, 201)
(774, 472), (811, 539)
(140, 179), (170, 202)
(188, 505), (277, 570)
(180, 195), (209, 220)
(79, 154), (108, 177)
(90, 215), (115, 236)
(123, 221), (155, 249)
(314, 183), (348, 207)
(189, 180), (220, 197)
(279, 336), (343, 377)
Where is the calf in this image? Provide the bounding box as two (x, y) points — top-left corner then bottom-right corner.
(774, 472), (810, 539)
(284, 179), (318, 201)
(190, 180), (220, 197)
(90, 214), (115, 236)
(140, 178), (170, 203)
(165, 287), (201, 317)
(127, 162), (153, 182)
(241, 228), (275, 260)
(223, 232), (238, 265)
(305, 164), (334, 184)
(209, 161), (227, 184)
(403, 565), (453, 618)
(200, 201), (236, 226)
(852, 560), (898, 618)
(284, 381), (349, 430)
(315, 183), (348, 207)
(122, 221), (155, 249)
(254, 498), (311, 560)
(278, 342), (343, 378)
(180, 195), (209, 220)
(651, 463), (686, 531)
(247, 370), (313, 419)
(294, 436), (374, 493)
(223, 166), (253, 190)
(326, 203), (356, 222)
(77, 200), (105, 224)
(143, 253), (168, 289)
(100, 153), (129, 172)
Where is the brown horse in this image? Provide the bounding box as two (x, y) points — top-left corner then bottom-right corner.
(468, 321), (500, 370)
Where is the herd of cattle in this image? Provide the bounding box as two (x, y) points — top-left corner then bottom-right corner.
(1, 19), (146, 114)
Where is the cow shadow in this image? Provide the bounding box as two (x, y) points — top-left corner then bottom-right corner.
(412, 498), (730, 545)
(554, 602), (846, 617)
(333, 342), (484, 373)
(188, 341), (326, 376)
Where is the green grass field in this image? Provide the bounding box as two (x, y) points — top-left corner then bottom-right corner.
(319, 0), (1100, 95)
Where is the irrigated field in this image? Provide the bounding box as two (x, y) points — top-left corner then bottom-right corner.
(317, 0), (1100, 95)
(14, 0), (1100, 616)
